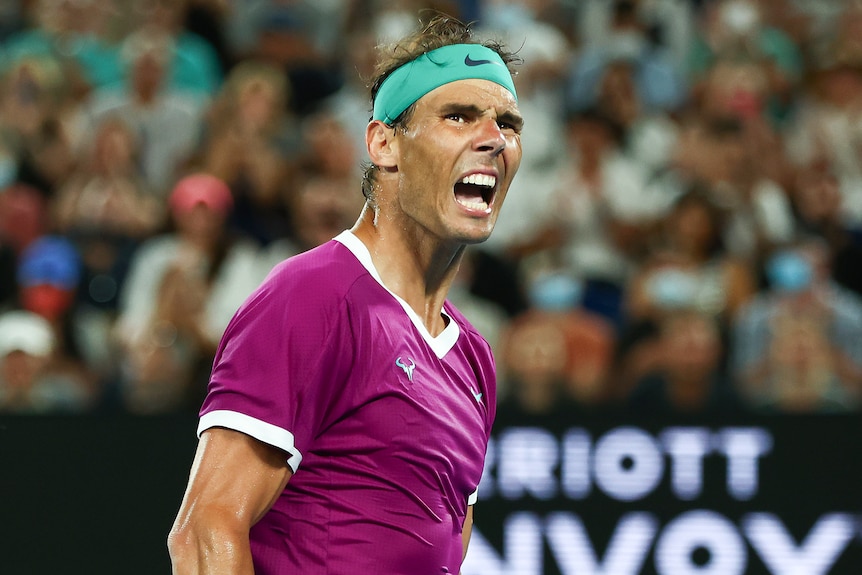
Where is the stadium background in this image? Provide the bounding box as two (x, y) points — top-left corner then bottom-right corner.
(1, 1), (862, 573)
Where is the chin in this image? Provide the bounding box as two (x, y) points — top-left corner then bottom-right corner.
(455, 228), (494, 246)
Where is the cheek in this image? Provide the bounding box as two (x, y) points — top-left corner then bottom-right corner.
(505, 137), (523, 172)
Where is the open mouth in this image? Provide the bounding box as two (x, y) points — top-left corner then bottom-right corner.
(454, 173), (496, 212)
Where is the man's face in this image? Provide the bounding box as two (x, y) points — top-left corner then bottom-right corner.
(387, 78), (522, 246)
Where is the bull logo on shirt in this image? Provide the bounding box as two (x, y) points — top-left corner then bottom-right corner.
(395, 357), (416, 382)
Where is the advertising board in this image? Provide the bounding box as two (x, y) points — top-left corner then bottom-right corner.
(464, 413), (862, 575)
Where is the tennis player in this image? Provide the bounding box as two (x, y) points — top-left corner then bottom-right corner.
(168, 14), (523, 575)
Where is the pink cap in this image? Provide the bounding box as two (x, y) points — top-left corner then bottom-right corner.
(169, 173), (233, 215)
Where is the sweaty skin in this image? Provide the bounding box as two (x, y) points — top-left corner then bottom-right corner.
(168, 76), (522, 575)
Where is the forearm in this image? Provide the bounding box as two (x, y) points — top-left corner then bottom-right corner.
(460, 504), (474, 575)
(169, 517), (255, 575)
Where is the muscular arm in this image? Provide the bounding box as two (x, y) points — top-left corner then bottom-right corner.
(168, 428), (293, 574)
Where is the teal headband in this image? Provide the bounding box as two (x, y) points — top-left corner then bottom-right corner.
(372, 44), (518, 125)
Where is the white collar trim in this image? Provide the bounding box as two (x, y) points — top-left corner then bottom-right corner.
(335, 230), (459, 359)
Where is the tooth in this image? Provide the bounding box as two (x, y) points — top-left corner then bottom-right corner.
(460, 174), (497, 187)
(456, 197), (489, 210)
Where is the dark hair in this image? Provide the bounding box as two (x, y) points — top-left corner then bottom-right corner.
(670, 184), (727, 257)
(360, 13), (521, 202)
(565, 106), (627, 147)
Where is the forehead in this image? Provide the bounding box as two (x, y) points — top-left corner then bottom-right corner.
(415, 78), (520, 114)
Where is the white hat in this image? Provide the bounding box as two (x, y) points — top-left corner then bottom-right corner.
(0, 310), (55, 357)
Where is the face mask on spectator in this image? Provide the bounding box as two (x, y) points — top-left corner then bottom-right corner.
(528, 272), (583, 311)
(646, 268), (699, 309)
(766, 251), (813, 293)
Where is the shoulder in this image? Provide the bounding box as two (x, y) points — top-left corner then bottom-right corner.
(243, 240), (366, 319)
(219, 241), (368, 355)
(267, 240), (363, 290)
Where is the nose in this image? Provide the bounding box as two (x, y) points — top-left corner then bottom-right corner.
(474, 116), (506, 156)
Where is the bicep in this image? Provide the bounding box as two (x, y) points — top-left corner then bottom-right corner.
(177, 427), (293, 529)
(169, 428), (293, 573)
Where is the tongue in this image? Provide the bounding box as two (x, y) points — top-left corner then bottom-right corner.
(454, 183), (485, 203)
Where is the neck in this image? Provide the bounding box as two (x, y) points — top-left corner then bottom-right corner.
(351, 205), (465, 336)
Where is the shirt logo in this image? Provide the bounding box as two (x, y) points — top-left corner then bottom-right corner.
(396, 357), (416, 382)
(470, 386), (484, 406)
(464, 54), (501, 67)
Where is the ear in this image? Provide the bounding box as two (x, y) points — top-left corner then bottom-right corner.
(366, 120), (399, 170)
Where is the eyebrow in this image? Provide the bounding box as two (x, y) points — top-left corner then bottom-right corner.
(442, 103), (524, 132)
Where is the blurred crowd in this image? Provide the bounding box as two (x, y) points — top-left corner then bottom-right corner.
(0, 0), (860, 417)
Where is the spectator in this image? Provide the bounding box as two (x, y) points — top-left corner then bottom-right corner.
(732, 239), (862, 413)
(576, 0), (696, 73)
(254, 112), (362, 264)
(595, 58), (680, 178)
(496, 310), (581, 420)
(784, 15), (862, 233)
(505, 107), (657, 327)
(249, 0), (350, 114)
(0, 182), (49, 312)
(2, 0), (123, 91)
(567, 0), (687, 115)
(262, 169), (364, 272)
(125, 0), (223, 98)
(791, 158), (862, 298)
(12, 235), (96, 404)
(627, 309), (742, 416)
(0, 55), (79, 197)
(54, 115), (160, 240)
(626, 188), (756, 325)
(16, 235), (82, 325)
(53, 115), (161, 382)
(216, 0), (273, 63)
(496, 305), (616, 421)
(618, 188), (756, 396)
(113, 173), (266, 414)
(687, 0), (803, 124)
(0, 309), (92, 413)
(317, 27), (381, 160)
(669, 114), (795, 262)
(82, 29), (206, 198)
(196, 59), (298, 245)
(295, 108), (360, 181)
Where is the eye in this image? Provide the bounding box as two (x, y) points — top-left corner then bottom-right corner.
(445, 113), (467, 123)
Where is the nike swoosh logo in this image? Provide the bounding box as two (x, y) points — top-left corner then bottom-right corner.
(464, 55), (501, 67)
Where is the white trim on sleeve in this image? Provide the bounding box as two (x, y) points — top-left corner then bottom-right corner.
(198, 410), (303, 472)
(467, 489), (479, 506)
